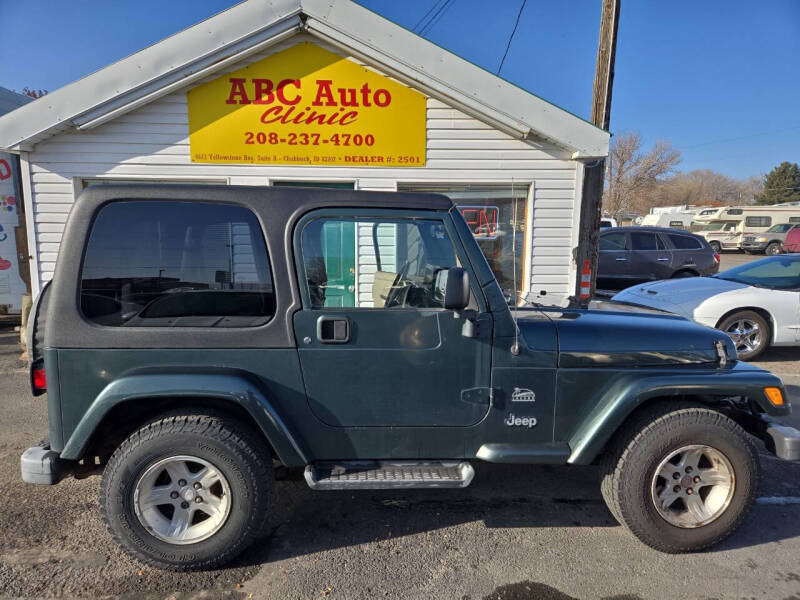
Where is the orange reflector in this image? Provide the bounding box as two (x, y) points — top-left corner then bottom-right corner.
(764, 387), (784, 406)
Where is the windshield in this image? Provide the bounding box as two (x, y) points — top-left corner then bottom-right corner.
(767, 224), (793, 233)
(701, 220), (738, 231)
(715, 255), (800, 290)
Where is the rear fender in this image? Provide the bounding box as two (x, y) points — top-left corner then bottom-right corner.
(59, 372), (308, 466)
(567, 367), (788, 465)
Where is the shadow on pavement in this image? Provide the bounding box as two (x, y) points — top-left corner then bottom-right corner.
(227, 459), (800, 569)
(756, 346), (800, 363)
(230, 463), (618, 568)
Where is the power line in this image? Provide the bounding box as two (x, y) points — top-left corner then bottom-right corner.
(681, 124), (800, 151)
(420, 0), (455, 36)
(413, 0), (445, 32)
(498, 0), (527, 74)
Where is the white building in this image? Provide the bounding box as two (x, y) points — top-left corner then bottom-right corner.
(0, 0), (608, 306)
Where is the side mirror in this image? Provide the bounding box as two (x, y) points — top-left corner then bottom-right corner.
(436, 267), (470, 310)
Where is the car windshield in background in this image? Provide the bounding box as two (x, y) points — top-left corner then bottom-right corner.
(714, 255), (800, 290)
(701, 220), (737, 231)
(767, 224), (794, 233)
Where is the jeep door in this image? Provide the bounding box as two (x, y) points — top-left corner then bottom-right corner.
(292, 209), (492, 428)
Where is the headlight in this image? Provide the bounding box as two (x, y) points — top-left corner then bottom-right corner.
(757, 236), (768, 242)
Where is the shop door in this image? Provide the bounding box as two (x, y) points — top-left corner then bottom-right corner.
(293, 213), (492, 428)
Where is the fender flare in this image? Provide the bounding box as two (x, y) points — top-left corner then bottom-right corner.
(567, 368), (787, 465)
(59, 372), (308, 466)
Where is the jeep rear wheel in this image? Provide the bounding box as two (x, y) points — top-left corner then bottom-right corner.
(600, 404), (759, 553)
(101, 413), (273, 570)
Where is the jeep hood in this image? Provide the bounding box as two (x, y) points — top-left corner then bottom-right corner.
(521, 307), (735, 368)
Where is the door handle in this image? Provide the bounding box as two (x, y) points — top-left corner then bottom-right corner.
(657, 257), (670, 261)
(615, 257), (627, 261)
(316, 316), (350, 344)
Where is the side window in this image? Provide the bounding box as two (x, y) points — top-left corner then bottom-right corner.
(599, 231), (627, 251)
(301, 217), (459, 309)
(630, 231), (659, 251)
(746, 216), (771, 227)
(668, 234), (703, 250)
(81, 201), (274, 327)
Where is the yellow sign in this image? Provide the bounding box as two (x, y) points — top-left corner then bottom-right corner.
(187, 43), (426, 167)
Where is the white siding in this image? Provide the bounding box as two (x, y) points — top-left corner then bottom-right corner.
(24, 37), (580, 304)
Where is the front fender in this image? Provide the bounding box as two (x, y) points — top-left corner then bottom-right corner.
(59, 372), (308, 466)
(567, 364), (788, 465)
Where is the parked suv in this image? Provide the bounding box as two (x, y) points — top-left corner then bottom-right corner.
(21, 185), (799, 571)
(741, 223), (800, 255)
(598, 226), (719, 291)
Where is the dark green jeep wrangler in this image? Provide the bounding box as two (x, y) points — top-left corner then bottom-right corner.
(21, 185), (800, 570)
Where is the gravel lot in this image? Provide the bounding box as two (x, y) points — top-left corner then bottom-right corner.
(2, 257), (799, 600)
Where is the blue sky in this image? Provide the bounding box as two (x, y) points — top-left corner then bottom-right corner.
(1, 0), (797, 178)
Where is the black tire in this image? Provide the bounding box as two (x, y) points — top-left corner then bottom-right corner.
(765, 242), (781, 256)
(717, 310), (770, 361)
(101, 413), (273, 571)
(600, 403), (759, 553)
(709, 241), (721, 253)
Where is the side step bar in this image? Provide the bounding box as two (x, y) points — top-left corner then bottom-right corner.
(304, 461), (475, 490)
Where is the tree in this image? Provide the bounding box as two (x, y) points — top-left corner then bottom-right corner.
(659, 170), (761, 207)
(603, 132), (681, 219)
(20, 87), (48, 99)
(754, 162), (800, 205)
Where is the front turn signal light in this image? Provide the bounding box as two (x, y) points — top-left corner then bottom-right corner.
(764, 387), (784, 406)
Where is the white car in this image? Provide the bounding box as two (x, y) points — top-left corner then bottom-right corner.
(612, 254), (800, 360)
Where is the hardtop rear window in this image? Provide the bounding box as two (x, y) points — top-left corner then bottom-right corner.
(80, 200), (275, 327)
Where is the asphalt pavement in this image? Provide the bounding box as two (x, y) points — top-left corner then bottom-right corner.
(1, 269), (800, 599)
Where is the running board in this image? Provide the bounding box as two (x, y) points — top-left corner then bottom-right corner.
(304, 461), (475, 490)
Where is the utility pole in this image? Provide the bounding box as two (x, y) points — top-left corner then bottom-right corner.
(572, 0), (620, 305)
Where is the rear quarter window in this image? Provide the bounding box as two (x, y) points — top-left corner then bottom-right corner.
(80, 201), (275, 327)
(667, 234), (703, 250)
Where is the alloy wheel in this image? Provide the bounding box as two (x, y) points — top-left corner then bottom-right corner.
(650, 444), (735, 528)
(725, 318), (761, 356)
(133, 455), (232, 545)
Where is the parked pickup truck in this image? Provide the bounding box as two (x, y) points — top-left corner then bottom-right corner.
(22, 185), (800, 571)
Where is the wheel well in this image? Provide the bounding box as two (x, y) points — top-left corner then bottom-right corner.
(714, 306), (774, 341)
(81, 397), (278, 464)
(596, 394), (744, 463)
(671, 268), (699, 277)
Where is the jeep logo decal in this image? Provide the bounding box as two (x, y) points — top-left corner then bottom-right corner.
(511, 387), (536, 402)
(504, 413), (537, 428)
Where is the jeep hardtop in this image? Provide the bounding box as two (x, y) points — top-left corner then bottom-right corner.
(21, 184), (800, 570)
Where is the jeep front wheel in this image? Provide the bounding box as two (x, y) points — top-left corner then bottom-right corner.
(600, 404), (759, 553)
(101, 413), (273, 570)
